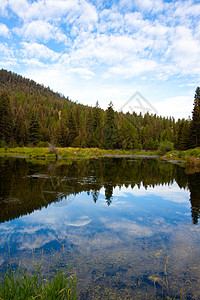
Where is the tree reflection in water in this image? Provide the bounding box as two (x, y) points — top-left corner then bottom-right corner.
(0, 157), (199, 224)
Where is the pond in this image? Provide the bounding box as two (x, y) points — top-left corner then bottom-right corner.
(0, 157), (200, 299)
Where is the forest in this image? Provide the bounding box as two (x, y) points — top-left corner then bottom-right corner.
(0, 69), (200, 151)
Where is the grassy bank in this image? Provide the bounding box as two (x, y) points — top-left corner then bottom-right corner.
(162, 147), (200, 173)
(1, 146), (200, 169)
(0, 147), (157, 161)
(0, 265), (77, 300)
(162, 147), (200, 162)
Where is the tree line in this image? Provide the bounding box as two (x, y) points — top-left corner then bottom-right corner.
(0, 69), (199, 150)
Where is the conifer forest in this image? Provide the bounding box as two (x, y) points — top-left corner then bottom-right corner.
(0, 69), (200, 151)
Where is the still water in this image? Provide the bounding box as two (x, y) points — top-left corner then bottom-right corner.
(0, 157), (200, 299)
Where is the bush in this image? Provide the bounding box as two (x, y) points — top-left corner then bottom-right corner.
(186, 156), (200, 167)
(0, 140), (7, 148)
(146, 138), (154, 150)
(37, 141), (49, 147)
(158, 141), (174, 155)
(134, 141), (142, 150)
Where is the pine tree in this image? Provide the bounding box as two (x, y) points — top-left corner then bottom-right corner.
(91, 101), (103, 147)
(177, 120), (190, 150)
(189, 87), (200, 148)
(0, 91), (13, 144)
(28, 111), (41, 145)
(68, 110), (77, 146)
(104, 102), (118, 149)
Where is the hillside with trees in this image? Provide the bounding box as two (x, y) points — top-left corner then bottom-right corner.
(0, 69), (199, 151)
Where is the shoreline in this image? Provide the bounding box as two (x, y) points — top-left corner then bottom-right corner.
(0, 147), (158, 161)
(0, 147), (200, 172)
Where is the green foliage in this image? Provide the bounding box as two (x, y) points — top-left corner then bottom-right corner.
(28, 112), (41, 145)
(0, 265), (77, 300)
(189, 87), (200, 148)
(0, 69), (198, 152)
(154, 139), (160, 150)
(177, 120), (190, 150)
(0, 91), (13, 144)
(104, 102), (118, 149)
(146, 138), (154, 150)
(186, 156), (200, 167)
(158, 141), (174, 155)
(37, 141), (49, 147)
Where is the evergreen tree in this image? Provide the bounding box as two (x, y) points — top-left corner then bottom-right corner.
(91, 101), (103, 148)
(177, 120), (190, 150)
(14, 110), (28, 145)
(67, 110), (77, 146)
(0, 91), (13, 144)
(189, 87), (200, 148)
(104, 102), (118, 149)
(58, 122), (68, 147)
(28, 111), (41, 145)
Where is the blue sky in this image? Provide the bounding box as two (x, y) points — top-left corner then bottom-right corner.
(0, 0), (200, 119)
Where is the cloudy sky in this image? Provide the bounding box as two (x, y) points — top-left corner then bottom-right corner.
(0, 0), (200, 118)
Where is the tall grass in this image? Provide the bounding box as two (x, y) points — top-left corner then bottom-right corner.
(0, 264), (77, 300)
(186, 155), (200, 167)
(0, 146), (157, 161)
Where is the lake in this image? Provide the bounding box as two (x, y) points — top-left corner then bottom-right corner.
(0, 157), (200, 299)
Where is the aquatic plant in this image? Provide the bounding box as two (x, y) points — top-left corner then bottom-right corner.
(0, 264), (77, 300)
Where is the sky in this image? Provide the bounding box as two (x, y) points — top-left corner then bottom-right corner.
(0, 0), (200, 119)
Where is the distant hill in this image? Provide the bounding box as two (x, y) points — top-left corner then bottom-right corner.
(0, 69), (191, 150)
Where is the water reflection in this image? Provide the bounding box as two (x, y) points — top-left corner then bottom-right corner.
(0, 157), (200, 298)
(0, 157), (199, 224)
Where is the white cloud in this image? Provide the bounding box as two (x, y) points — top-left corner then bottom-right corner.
(70, 34), (155, 67)
(0, 0), (8, 15)
(106, 219), (153, 237)
(1, 0), (199, 120)
(124, 11), (149, 29)
(173, 1), (200, 18)
(8, 0), (98, 30)
(8, 0), (30, 18)
(107, 59), (158, 78)
(21, 42), (60, 61)
(78, 0), (98, 27)
(21, 57), (45, 67)
(15, 20), (68, 43)
(23, 0), (78, 20)
(65, 217), (92, 227)
(0, 42), (15, 62)
(156, 95), (194, 119)
(169, 26), (200, 75)
(68, 67), (95, 79)
(0, 23), (10, 38)
(119, 0), (135, 10)
(134, 0), (164, 12)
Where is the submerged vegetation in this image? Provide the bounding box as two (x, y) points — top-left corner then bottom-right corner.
(0, 265), (77, 300)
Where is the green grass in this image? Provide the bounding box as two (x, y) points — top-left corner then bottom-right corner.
(0, 264), (77, 300)
(0, 147), (158, 161)
(162, 147), (200, 161)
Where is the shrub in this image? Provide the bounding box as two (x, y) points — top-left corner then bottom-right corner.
(0, 140), (7, 148)
(158, 141), (174, 155)
(37, 141), (49, 147)
(186, 156), (200, 167)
